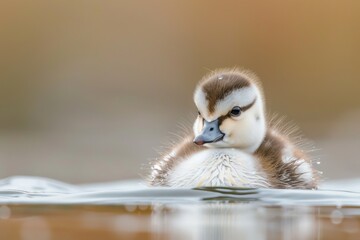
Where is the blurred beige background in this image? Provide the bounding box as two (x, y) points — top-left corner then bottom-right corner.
(0, 1), (359, 183)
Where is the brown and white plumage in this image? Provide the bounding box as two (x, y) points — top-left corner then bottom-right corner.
(148, 68), (319, 189)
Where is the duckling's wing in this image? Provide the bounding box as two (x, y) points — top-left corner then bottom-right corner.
(256, 114), (320, 189)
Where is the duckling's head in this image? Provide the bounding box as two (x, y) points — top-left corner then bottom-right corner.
(193, 68), (266, 152)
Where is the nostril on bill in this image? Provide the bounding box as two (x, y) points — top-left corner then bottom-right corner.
(209, 127), (214, 131)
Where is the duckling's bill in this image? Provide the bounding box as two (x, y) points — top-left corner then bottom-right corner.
(193, 119), (225, 145)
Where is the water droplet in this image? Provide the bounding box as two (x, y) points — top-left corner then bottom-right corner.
(316, 161), (321, 165)
(218, 75), (223, 80)
(330, 210), (343, 224)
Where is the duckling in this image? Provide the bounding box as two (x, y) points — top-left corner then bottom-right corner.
(148, 68), (319, 189)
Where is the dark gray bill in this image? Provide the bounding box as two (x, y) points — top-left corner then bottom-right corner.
(193, 119), (225, 145)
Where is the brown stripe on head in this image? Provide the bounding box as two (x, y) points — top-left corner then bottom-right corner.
(200, 69), (254, 113)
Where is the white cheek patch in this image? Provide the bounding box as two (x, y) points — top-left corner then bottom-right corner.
(214, 87), (256, 117)
(219, 118), (232, 133)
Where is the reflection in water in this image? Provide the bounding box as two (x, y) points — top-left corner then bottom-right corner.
(0, 176), (360, 239)
(0, 202), (360, 239)
(20, 217), (51, 240)
(151, 204), (318, 240)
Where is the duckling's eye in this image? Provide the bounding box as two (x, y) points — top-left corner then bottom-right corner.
(230, 106), (241, 117)
(197, 111), (201, 116)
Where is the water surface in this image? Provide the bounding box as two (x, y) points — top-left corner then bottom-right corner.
(0, 176), (360, 239)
